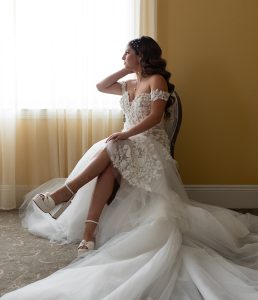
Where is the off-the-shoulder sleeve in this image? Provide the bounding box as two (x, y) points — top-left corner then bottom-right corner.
(150, 89), (170, 102)
(120, 81), (127, 95)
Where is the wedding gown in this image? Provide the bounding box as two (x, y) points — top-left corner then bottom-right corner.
(2, 83), (258, 300)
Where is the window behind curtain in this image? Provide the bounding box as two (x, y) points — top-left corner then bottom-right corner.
(0, 0), (139, 110)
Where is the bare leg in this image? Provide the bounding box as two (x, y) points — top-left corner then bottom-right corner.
(50, 149), (111, 204)
(82, 164), (116, 242)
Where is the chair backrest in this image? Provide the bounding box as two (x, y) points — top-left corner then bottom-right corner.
(164, 91), (182, 158)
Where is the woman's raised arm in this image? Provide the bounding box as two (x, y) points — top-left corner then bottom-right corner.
(96, 68), (132, 95)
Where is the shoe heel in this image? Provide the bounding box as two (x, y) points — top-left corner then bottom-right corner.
(50, 200), (72, 219)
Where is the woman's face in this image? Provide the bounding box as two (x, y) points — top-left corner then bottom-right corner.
(122, 45), (140, 71)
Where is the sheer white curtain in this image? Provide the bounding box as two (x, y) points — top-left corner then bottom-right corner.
(0, 0), (140, 209)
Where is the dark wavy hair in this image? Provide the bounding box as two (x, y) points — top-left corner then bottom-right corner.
(129, 36), (175, 118)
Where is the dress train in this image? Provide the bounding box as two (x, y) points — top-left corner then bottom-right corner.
(2, 88), (258, 299)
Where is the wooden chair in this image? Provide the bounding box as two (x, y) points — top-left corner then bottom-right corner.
(164, 91), (182, 158)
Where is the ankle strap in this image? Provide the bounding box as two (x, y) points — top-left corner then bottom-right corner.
(85, 219), (99, 225)
(65, 183), (75, 196)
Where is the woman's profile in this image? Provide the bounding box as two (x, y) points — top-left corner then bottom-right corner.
(2, 36), (258, 300)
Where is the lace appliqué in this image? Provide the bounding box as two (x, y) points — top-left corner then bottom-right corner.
(150, 89), (170, 102)
(109, 137), (163, 192)
(107, 88), (173, 191)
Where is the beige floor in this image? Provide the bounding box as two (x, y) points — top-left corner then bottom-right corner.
(1, 208), (257, 297)
(0, 210), (77, 297)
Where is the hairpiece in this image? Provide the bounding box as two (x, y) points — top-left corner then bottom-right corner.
(130, 39), (142, 51)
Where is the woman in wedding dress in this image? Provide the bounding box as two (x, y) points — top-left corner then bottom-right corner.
(2, 36), (258, 300)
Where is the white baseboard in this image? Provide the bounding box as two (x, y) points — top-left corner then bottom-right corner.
(0, 185), (31, 210)
(1, 184), (258, 209)
(185, 185), (258, 208)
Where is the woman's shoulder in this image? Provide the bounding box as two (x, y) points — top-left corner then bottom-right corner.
(148, 74), (168, 91)
(123, 79), (136, 90)
(125, 79), (136, 85)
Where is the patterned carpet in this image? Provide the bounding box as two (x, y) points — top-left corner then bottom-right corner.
(1, 208), (258, 297)
(0, 210), (77, 297)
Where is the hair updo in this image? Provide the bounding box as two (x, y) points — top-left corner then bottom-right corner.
(129, 36), (175, 118)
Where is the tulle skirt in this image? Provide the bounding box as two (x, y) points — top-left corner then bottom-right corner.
(2, 138), (258, 299)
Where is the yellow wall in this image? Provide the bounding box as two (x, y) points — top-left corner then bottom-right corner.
(157, 0), (258, 184)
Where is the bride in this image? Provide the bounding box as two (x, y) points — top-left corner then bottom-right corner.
(2, 36), (258, 300)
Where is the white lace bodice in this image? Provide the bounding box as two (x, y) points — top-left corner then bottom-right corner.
(106, 82), (173, 192)
(120, 81), (171, 151)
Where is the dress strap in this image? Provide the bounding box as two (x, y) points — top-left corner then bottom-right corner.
(120, 81), (127, 95)
(150, 89), (170, 102)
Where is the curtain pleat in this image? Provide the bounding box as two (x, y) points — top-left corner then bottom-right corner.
(140, 0), (157, 38)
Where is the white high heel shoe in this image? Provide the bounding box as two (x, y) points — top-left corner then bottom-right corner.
(77, 220), (99, 256)
(33, 183), (75, 219)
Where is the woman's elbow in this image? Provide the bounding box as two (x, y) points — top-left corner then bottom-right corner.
(150, 114), (163, 125)
(155, 116), (163, 124)
(96, 83), (104, 92)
